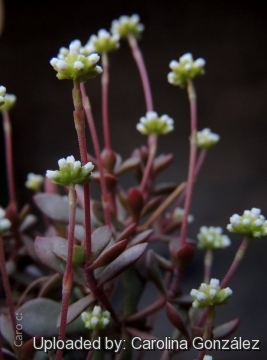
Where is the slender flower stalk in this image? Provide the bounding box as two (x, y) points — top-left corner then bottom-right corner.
(196, 307), (215, 360)
(2, 111), (16, 209)
(101, 52), (112, 150)
(80, 83), (111, 227)
(72, 80), (93, 262)
(180, 80), (198, 246)
(0, 236), (17, 337)
(204, 249), (213, 283)
(56, 186), (76, 360)
(221, 236), (250, 288)
(127, 34), (153, 112)
(140, 134), (157, 193)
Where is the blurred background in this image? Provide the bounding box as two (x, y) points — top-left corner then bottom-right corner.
(0, 0), (267, 358)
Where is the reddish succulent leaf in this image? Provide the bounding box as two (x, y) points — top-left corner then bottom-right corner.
(115, 157), (140, 175)
(34, 193), (84, 223)
(213, 318), (240, 339)
(146, 250), (166, 294)
(176, 243), (195, 270)
(127, 188), (144, 220)
(21, 337), (41, 360)
(97, 243), (148, 286)
(57, 293), (95, 327)
(91, 239), (128, 269)
(34, 236), (86, 286)
(19, 214), (37, 232)
(166, 302), (191, 342)
(169, 294), (193, 307)
(154, 253), (173, 271)
(92, 172), (117, 191)
(153, 153), (174, 173)
(101, 148), (117, 173)
(21, 234), (37, 260)
(91, 200), (105, 224)
(140, 196), (163, 218)
(51, 236), (68, 261)
(1, 348), (18, 359)
(117, 223), (137, 241)
(123, 268), (146, 317)
(129, 229), (153, 247)
(91, 226), (112, 259)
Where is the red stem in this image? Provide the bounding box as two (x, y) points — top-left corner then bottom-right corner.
(2, 111), (16, 208)
(72, 80), (92, 262)
(180, 80), (198, 246)
(126, 296), (166, 323)
(204, 249), (213, 283)
(221, 236), (249, 288)
(127, 35), (153, 112)
(80, 83), (111, 227)
(101, 52), (111, 150)
(56, 187), (76, 360)
(0, 236), (17, 337)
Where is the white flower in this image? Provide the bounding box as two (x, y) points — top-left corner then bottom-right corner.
(227, 208), (267, 238)
(190, 279), (232, 308)
(25, 173), (44, 191)
(203, 356), (213, 360)
(46, 156), (94, 186)
(111, 14), (144, 39)
(197, 226), (231, 250)
(168, 53), (206, 87)
(50, 39), (102, 82)
(83, 29), (120, 54)
(0, 93), (17, 112)
(0, 207), (11, 235)
(170, 207), (194, 223)
(196, 128), (220, 149)
(136, 111), (174, 135)
(81, 306), (110, 330)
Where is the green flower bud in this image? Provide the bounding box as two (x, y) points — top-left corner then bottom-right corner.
(196, 128), (220, 149)
(0, 93), (16, 112)
(227, 208), (267, 238)
(46, 156), (94, 187)
(168, 53), (205, 88)
(197, 226), (231, 250)
(83, 29), (119, 54)
(50, 40), (102, 82)
(136, 111), (174, 135)
(190, 279), (232, 308)
(81, 306), (110, 330)
(25, 173), (44, 191)
(111, 14), (144, 39)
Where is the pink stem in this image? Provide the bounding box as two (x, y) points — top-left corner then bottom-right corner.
(80, 82), (111, 227)
(221, 236), (249, 288)
(140, 134), (157, 194)
(56, 186), (76, 360)
(127, 35), (153, 112)
(126, 296), (166, 323)
(101, 52), (111, 150)
(2, 111), (16, 208)
(72, 81), (92, 262)
(0, 236), (17, 337)
(180, 80), (198, 246)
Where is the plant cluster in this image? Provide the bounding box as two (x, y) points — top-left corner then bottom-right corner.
(0, 13), (265, 360)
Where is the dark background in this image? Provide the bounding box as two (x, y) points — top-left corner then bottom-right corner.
(0, 0), (267, 359)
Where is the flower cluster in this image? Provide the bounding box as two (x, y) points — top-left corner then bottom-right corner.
(168, 53), (206, 87)
(111, 14), (144, 39)
(46, 156), (94, 187)
(190, 278), (233, 308)
(81, 306), (110, 331)
(196, 128), (220, 149)
(25, 173), (44, 191)
(0, 208), (11, 235)
(50, 40), (102, 82)
(227, 208), (267, 238)
(197, 226), (231, 250)
(0, 86), (6, 106)
(0, 93), (16, 112)
(83, 29), (119, 54)
(136, 111), (174, 135)
(169, 207), (194, 223)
